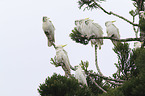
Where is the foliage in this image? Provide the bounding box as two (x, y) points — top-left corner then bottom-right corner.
(112, 43), (138, 80)
(78, 0), (105, 10)
(98, 87), (124, 96)
(81, 61), (110, 95)
(86, 73), (110, 95)
(99, 48), (145, 96)
(69, 27), (90, 45)
(121, 48), (145, 96)
(39, 0), (145, 96)
(38, 73), (95, 96)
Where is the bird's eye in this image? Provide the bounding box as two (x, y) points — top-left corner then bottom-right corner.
(85, 21), (89, 25)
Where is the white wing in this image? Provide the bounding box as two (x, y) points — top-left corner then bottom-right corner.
(90, 22), (103, 49)
(79, 19), (88, 36)
(56, 48), (71, 75)
(42, 19), (55, 46)
(106, 24), (120, 46)
(107, 24), (120, 39)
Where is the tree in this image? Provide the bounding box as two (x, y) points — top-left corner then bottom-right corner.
(38, 73), (94, 96)
(38, 0), (145, 95)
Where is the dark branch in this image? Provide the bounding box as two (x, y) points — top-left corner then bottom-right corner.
(91, 0), (139, 26)
(87, 72), (125, 83)
(89, 76), (107, 93)
(88, 36), (141, 42)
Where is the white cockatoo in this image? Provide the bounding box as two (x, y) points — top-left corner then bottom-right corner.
(75, 19), (88, 36)
(75, 18), (103, 49)
(75, 65), (88, 86)
(42, 16), (55, 47)
(85, 19), (103, 49)
(105, 21), (120, 46)
(134, 42), (142, 49)
(55, 45), (71, 77)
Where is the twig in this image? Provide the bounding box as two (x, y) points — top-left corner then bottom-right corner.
(89, 76), (107, 93)
(107, 80), (123, 85)
(88, 72), (124, 82)
(51, 42), (56, 49)
(70, 65), (77, 71)
(133, 16), (139, 38)
(59, 62), (72, 77)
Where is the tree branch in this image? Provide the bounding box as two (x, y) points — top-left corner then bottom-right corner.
(89, 76), (107, 93)
(88, 36), (141, 42)
(88, 72), (124, 82)
(92, 0), (139, 26)
(95, 45), (103, 76)
(59, 62), (72, 77)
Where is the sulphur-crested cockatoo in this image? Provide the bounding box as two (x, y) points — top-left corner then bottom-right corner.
(55, 45), (71, 77)
(75, 18), (103, 49)
(42, 16), (55, 47)
(75, 19), (87, 36)
(75, 18), (90, 36)
(105, 21), (120, 46)
(134, 42), (142, 49)
(85, 19), (103, 49)
(75, 65), (88, 86)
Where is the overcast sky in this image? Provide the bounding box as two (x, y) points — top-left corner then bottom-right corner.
(0, 0), (137, 96)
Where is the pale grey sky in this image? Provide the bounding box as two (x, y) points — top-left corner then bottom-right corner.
(0, 0), (137, 96)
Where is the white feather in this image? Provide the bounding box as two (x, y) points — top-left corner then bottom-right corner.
(134, 42), (142, 49)
(86, 19), (103, 49)
(42, 17), (55, 47)
(55, 45), (71, 76)
(75, 18), (103, 49)
(75, 65), (88, 86)
(105, 21), (120, 46)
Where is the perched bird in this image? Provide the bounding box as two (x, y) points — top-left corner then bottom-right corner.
(75, 65), (88, 86)
(75, 19), (88, 36)
(85, 19), (103, 49)
(42, 16), (55, 47)
(105, 21), (120, 46)
(75, 18), (103, 49)
(134, 42), (143, 49)
(55, 45), (71, 77)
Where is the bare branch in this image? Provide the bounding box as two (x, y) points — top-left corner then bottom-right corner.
(51, 42), (56, 49)
(88, 72), (125, 82)
(95, 45), (103, 76)
(92, 0), (139, 26)
(89, 76), (107, 93)
(108, 80), (123, 85)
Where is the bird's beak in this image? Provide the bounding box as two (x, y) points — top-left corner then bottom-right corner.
(61, 44), (67, 47)
(85, 18), (89, 20)
(141, 42), (144, 45)
(112, 20), (116, 23)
